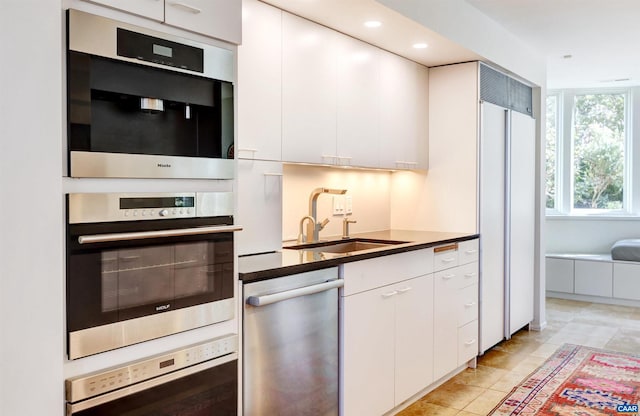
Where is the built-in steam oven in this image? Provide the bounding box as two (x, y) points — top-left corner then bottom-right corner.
(66, 192), (241, 359)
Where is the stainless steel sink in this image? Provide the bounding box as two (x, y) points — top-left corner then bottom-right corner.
(285, 238), (408, 255)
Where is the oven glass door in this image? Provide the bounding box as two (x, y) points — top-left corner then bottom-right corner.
(67, 222), (234, 336)
(69, 360), (237, 416)
(67, 219), (234, 352)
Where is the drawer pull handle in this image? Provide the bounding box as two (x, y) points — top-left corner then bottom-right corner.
(441, 274), (455, 280)
(464, 273), (477, 278)
(465, 249), (478, 254)
(382, 291), (398, 299)
(464, 339), (477, 346)
(397, 287), (412, 293)
(170, 2), (202, 14)
(434, 243), (458, 253)
(263, 172), (284, 177)
(464, 302), (477, 308)
(442, 258), (456, 263)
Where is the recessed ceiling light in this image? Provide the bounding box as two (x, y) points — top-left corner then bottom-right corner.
(412, 43), (428, 49)
(364, 20), (382, 28)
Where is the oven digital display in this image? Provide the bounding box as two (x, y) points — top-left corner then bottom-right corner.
(120, 197), (195, 209)
(153, 44), (173, 58)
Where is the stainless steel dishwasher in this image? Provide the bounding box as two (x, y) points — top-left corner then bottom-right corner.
(243, 267), (342, 416)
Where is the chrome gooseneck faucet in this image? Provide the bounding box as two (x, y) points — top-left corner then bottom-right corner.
(302, 187), (347, 243)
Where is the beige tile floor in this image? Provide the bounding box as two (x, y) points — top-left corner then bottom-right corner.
(397, 297), (640, 416)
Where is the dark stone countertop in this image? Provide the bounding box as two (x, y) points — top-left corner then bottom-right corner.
(238, 229), (479, 283)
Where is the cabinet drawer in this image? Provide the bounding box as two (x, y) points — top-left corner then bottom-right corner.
(434, 243), (459, 271)
(458, 239), (479, 265)
(343, 248), (433, 296)
(458, 284), (478, 326)
(458, 320), (478, 365)
(459, 262), (479, 288)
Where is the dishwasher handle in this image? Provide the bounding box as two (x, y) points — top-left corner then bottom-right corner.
(246, 279), (344, 307)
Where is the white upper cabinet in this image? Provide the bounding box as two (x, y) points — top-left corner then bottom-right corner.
(282, 13), (338, 165)
(242, 6), (428, 170)
(237, 0), (282, 161)
(84, 0), (164, 21)
(82, 0), (241, 43)
(379, 51), (428, 170)
(335, 36), (380, 168)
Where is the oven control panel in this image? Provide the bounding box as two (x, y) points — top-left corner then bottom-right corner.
(68, 192), (234, 224)
(65, 334), (238, 404)
(122, 207), (194, 219)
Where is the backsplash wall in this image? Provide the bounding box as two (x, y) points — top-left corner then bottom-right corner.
(282, 164), (392, 241)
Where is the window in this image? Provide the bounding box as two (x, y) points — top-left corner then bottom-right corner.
(545, 95), (557, 209)
(546, 90), (631, 215)
(572, 93), (625, 210)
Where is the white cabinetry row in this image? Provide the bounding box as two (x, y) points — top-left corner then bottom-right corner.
(341, 239), (478, 415)
(81, 0), (241, 43)
(546, 255), (640, 303)
(238, 0), (428, 170)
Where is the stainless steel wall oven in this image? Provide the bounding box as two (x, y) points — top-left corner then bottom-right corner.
(66, 334), (238, 415)
(66, 192), (240, 359)
(66, 9), (235, 179)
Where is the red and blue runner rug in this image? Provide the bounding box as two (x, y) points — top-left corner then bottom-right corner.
(489, 344), (640, 415)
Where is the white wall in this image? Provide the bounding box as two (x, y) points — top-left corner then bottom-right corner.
(0, 1), (64, 415)
(546, 218), (640, 254)
(282, 165), (391, 241)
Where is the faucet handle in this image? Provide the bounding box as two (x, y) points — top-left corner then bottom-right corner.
(319, 218), (330, 230)
(342, 217), (357, 239)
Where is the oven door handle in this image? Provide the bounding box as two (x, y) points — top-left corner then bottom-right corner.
(246, 279), (344, 307)
(77, 225), (243, 244)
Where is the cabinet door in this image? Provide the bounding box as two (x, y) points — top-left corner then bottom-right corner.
(282, 13), (337, 164)
(237, 0), (282, 161)
(546, 257), (574, 293)
(236, 160), (282, 256)
(342, 286), (395, 416)
(83, 0), (164, 21)
(165, 0), (241, 43)
(574, 260), (613, 297)
(433, 268), (460, 380)
(479, 102), (506, 353)
(394, 275), (434, 405)
(379, 52), (422, 169)
(613, 263), (640, 300)
(508, 110), (536, 335)
(335, 36), (379, 168)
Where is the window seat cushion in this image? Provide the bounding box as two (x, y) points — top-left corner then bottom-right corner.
(611, 239), (640, 262)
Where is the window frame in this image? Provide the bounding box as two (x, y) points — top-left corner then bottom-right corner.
(546, 87), (634, 217)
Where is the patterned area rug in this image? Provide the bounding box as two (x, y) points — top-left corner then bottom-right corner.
(489, 344), (640, 415)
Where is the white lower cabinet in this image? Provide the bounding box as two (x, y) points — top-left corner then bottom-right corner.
(433, 261), (479, 381)
(613, 263), (640, 300)
(575, 260), (613, 297)
(341, 244), (478, 415)
(342, 274), (434, 415)
(341, 249), (434, 415)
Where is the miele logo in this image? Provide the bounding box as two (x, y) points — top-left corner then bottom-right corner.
(157, 163), (172, 168)
(156, 304), (171, 311)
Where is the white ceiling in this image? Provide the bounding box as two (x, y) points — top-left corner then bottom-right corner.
(465, 0), (640, 89)
(261, 0), (482, 67)
(260, 0), (640, 89)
